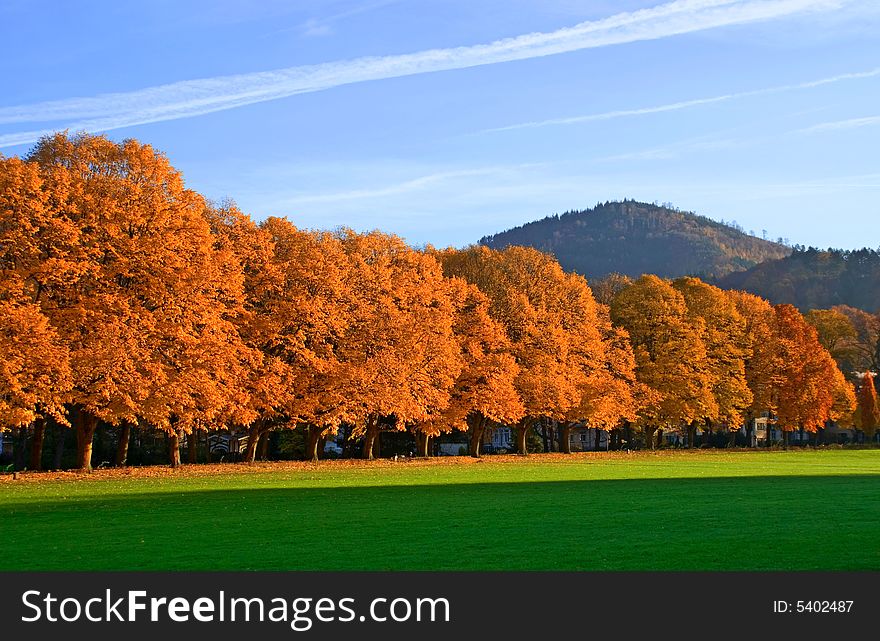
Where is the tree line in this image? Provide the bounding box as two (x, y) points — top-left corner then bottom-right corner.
(0, 134), (873, 472)
(718, 246), (880, 314)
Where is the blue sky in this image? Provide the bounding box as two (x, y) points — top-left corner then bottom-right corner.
(1, 0), (878, 248)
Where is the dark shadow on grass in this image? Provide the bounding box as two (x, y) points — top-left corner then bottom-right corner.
(1, 475), (878, 571)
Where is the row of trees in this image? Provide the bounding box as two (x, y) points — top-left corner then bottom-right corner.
(718, 246), (880, 314)
(804, 306), (880, 377)
(0, 134), (866, 471)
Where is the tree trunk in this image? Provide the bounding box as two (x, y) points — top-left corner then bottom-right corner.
(362, 417), (380, 460)
(783, 430), (790, 449)
(257, 431), (269, 461)
(468, 415), (486, 458)
(244, 424), (261, 464)
(116, 422), (131, 467)
(644, 425), (656, 450)
(655, 428), (664, 449)
(29, 419), (46, 471)
(415, 431), (430, 458)
(168, 431), (181, 467)
(541, 424), (550, 454)
(306, 425), (323, 462)
(74, 410), (98, 472)
(727, 430), (736, 448)
(515, 420), (531, 456)
(187, 429), (198, 464)
(560, 424), (572, 454)
(688, 421), (697, 448)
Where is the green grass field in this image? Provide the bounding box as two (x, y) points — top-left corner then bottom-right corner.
(1, 450), (878, 571)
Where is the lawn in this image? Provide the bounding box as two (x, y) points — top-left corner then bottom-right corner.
(1, 450), (878, 571)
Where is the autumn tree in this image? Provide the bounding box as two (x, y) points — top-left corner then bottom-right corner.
(205, 204), (285, 464)
(16, 133), (255, 470)
(0, 143), (151, 471)
(805, 308), (858, 375)
(334, 231), (462, 460)
(560, 304), (645, 453)
(211, 213), (355, 463)
(832, 305), (880, 374)
(591, 273), (633, 307)
(772, 305), (854, 445)
(411, 277), (523, 457)
(0, 300), (72, 469)
(442, 246), (605, 455)
(611, 275), (716, 448)
(828, 367), (857, 441)
(673, 277), (752, 445)
(727, 291), (783, 444)
(0, 157), (75, 469)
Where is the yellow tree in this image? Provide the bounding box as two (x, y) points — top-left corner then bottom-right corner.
(805, 308), (858, 374)
(773, 304), (854, 445)
(204, 205), (292, 462)
(727, 291), (782, 440)
(831, 305), (879, 373)
(854, 372), (879, 441)
(0, 300), (72, 468)
(673, 277), (753, 445)
(411, 277), (523, 457)
(829, 367), (857, 439)
(442, 246), (604, 454)
(269, 220), (357, 463)
(561, 304), (646, 453)
(0, 156), (74, 469)
(335, 231), (462, 460)
(213, 213), (355, 463)
(3, 142), (152, 470)
(22, 133), (254, 469)
(611, 275), (716, 448)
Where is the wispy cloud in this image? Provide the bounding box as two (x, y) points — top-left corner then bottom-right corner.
(276, 165), (542, 205)
(0, 0), (845, 148)
(478, 66), (880, 134)
(573, 104), (876, 164)
(595, 136), (746, 162)
(300, 1), (405, 37)
(795, 114), (880, 134)
(262, 1), (406, 39)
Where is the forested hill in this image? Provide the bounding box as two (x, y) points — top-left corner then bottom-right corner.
(479, 200), (791, 280)
(716, 247), (880, 313)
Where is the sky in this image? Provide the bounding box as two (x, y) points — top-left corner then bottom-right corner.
(1, 0), (878, 249)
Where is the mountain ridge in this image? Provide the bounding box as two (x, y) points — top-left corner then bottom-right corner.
(479, 200), (791, 281)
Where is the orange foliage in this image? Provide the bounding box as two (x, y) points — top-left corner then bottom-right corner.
(772, 304), (854, 433)
(0, 133), (865, 469)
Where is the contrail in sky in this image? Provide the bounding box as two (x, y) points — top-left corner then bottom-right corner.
(0, 0), (847, 148)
